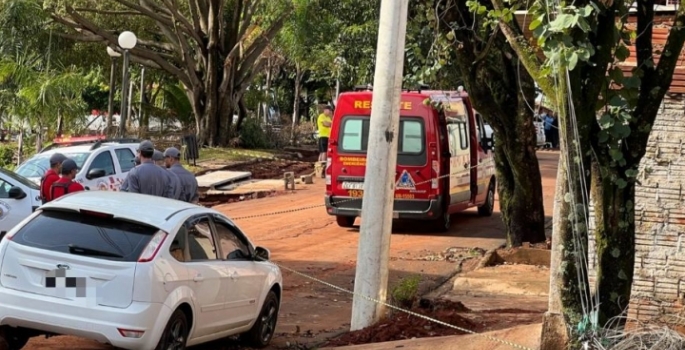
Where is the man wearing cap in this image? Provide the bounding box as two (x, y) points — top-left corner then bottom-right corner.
(40, 153), (67, 204)
(153, 150), (181, 200)
(164, 147), (199, 203)
(122, 140), (173, 198)
(50, 159), (85, 200)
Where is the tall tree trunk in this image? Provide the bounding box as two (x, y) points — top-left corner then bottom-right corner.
(35, 125), (43, 154)
(540, 154), (571, 350)
(56, 113), (64, 137)
(263, 57), (273, 124)
(236, 99), (248, 130)
(291, 63), (303, 144)
(443, 4), (547, 247)
(540, 73), (592, 350)
(591, 160), (635, 326)
(16, 130), (23, 166)
(495, 114), (546, 246)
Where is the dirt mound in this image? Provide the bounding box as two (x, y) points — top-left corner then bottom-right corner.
(324, 300), (479, 347)
(225, 159), (313, 179)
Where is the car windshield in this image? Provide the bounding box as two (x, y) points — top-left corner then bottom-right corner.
(15, 152), (91, 179)
(10, 209), (159, 262)
(0, 168), (39, 190)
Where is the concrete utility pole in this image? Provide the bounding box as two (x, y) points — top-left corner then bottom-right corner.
(350, 0), (409, 331)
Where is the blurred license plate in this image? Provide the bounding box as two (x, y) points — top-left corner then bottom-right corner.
(342, 182), (364, 190)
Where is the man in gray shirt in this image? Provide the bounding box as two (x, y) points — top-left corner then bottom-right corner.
(153, 150), (182, 200)
(122, 140), (173, 198)
(120, 156), (141, 192)
(164, 147), (199, 203)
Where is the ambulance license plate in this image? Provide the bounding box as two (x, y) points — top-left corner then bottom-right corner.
(342, 182), (364, 190)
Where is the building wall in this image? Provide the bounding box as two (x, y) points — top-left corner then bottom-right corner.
(588, 94), (685, 325)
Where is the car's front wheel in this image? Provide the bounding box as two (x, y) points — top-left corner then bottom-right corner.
(155, 309), (189, 350)
(244, 291), (279, 348)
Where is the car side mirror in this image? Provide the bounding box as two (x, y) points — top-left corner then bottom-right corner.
(86, 168), (106, 180)
(481, 137), (494, 151)
(255, 246), (270, 261)
(8, 186), (26, 200)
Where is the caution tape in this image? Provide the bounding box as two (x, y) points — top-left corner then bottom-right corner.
(258, 257), (533, 350)
(231, 163), (494, 221)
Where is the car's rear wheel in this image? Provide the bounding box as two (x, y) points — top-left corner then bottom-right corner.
(244, 291), (279, 348)
(0, 327), (28, 350)
(478, 180), (496, 217)
(430, 208), (451, 233)
(155, 309), (189, 350)
(335, 215), (356, 228)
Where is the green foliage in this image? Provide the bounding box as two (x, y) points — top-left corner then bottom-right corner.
(238, 117), (269, 149)
(404, 3), (460, 88)
(0, 144), (14, 168)
(391, 275), (421, 309)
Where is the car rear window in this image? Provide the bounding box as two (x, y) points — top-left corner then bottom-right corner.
(10, 210), (158, 262)
(338, 116), (426, 166)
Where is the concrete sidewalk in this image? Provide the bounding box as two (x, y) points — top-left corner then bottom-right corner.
(320, 323), (541, 350)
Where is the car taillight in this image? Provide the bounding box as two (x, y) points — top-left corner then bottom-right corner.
(325, 157), (332, 185)
(138, 230), (168, 263)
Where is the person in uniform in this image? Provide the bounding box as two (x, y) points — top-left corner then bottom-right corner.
(164, 147), (199, 203)
(153, 150), (181, 200)
(50, 159), (85, 200)
(120, 156), (142, 192)
(40, 153), (67, 204)
(122, 140), (173, 198)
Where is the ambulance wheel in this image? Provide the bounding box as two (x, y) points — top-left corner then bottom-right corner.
(478, 180), (496, 217)
(336, 216), (356, 228)
(430, 210), (451, 233)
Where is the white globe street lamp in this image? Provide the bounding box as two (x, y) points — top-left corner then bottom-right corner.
(118, 31), (137, 50)
(117, 31), (137, 138)
(106, 46), (121, 58)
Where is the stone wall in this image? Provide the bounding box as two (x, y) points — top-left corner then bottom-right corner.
(588, 94), (685, 326)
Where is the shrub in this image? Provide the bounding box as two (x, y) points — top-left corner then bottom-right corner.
(238, 117), (269, 149)
(391, 275), (421, 309)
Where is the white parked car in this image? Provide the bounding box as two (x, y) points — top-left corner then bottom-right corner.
(0, 191), (282, 350)
(0, 168), (42, 235)
(15, 137), (139, 191)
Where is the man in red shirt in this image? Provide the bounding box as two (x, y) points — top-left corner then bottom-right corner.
(40, 153), (67, 204)
(50, 159), (85, 200)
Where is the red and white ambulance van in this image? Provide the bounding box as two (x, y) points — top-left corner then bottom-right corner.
(324, 89), (497, 231)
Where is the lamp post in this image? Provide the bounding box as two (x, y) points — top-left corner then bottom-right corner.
(334, 56), (346, 105)
(106, 47), (121, 137)
(117, 31), (137, 138)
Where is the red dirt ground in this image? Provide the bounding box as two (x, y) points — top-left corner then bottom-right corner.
(19, 150), (559, 350)
(324, 300), (477, 347)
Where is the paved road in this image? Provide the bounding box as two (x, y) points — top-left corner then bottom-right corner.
(22, 151), (560, 350)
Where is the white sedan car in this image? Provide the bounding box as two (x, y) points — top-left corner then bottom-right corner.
(0, 191), (282, 350)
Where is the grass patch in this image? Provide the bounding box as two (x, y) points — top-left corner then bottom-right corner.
(391, 275), (422, 309)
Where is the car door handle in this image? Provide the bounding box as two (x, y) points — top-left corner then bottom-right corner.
(193, 274), (204, 282)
